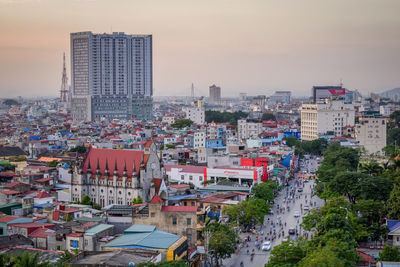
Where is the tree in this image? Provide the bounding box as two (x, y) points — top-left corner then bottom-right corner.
(261, 112), (276, 121)
(379, 245), (400, 261)
(360, 161), (383, 176)
(165, 144), (175, 149)
(387, 183), (400, 219)
(205, 110), (248, 124)
(3, 99), (20, 106)
(328, 172), (366, 204)
(252, 181), (277, 202)
(203, 222), (238, 267)
(132, 196), (143, 205)
(266, 241), (305, 267)
(223, 198), (269, 228)
(299, 245), (346, 267)
(69, 145), (87, 153)
(171, 119), (193, 129)
(81, 194), (92, 205)
(47, 160), (59, 168)
(285, 136), (299, 147)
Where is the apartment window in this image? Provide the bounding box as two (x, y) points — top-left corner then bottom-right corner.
(151, 212), (155, 217)
(181, 175), (184, 180)
(189, 176), (193, 181)
(187, 218), (192, 225)
(172, 217), (177, 225)
(199, 176), (203, 181)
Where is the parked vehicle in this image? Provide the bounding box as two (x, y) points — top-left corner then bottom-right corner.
(262, 241), (272, 251)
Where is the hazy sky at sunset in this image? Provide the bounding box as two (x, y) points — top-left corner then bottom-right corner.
(0, 0), (399, 98)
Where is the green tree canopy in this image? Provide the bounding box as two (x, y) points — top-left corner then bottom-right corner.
(266, 241), (306, 267)
(252, 180), (277, 202)
(261, 112), (276, 121)
(204, 110), (248, 125)
(379, 245), (400, 262)
(171, 119), (194, 129)
(223, 197), (269, 228)
(202, 222), (238, 267)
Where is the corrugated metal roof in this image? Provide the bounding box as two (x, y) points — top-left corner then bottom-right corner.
(106, 226), (181, 249)
(125, 224), (156, 233)
(85, 224), (113, 235)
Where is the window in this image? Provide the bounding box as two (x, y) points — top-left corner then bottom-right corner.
(151, 212), (155, 217)
(191, 201), (195, 206)
(172, 217), (177, 225)
(187, 218), (191, 225)
(184, 201), (187, 206)
(199, 176), (203, 181)
(189, 176), (193, 181)
(181, 175), (184, 180)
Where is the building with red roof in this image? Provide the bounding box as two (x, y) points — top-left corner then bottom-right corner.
(132, 194), (198, 248)
(71, 140), (166, 208)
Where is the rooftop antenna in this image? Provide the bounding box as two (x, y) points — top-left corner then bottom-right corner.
(340, 78), (343, 87)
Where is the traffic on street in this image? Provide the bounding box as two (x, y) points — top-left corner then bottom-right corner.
(223, 155), (324, 267)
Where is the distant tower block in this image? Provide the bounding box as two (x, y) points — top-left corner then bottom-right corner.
(191, 83), (195, 99)
(60, 53), (68, 103)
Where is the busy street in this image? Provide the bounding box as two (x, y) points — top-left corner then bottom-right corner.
(223, 156), (324, 267)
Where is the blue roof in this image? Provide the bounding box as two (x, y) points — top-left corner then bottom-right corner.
(168, 194), (196, 201)
(105, 224), (181, 249)
(280, 154), (291, 168)
(85, 224), (113, 235)
(388, 220), (400, 232)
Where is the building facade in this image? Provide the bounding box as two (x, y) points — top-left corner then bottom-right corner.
(355, 115), (387, 155)
(269, 91), (291, 105)
(182, 107), (205, 125)
(300, 100), (355, 141)
(70, 141), (164, 205)
(237, 119), (263, 140)
(70, 31), (153, 121)
(209, 84), (221, 104)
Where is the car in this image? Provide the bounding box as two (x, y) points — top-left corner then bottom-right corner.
(288, 228), (295, 235)
(262, 241), (272, 251)
(303, 205), (310, 211)
(297, 188), (303, 192)
(294, 211), (300, 217)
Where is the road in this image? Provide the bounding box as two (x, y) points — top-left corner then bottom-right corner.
(222, 156), (324, 267)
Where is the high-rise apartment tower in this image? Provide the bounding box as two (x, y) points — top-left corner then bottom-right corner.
(209, 84), (221, 104)
(70, 31), (153, 121)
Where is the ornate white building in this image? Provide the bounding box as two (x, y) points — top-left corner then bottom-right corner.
(71, 141), (166, 207)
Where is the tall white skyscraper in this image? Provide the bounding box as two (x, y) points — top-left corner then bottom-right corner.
(70, 31), (153, 121)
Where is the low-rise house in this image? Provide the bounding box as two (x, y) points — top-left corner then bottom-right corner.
(104, 224), (188, 261)
(132, 194), (198, 248)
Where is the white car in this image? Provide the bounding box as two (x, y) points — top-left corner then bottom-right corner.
(262, 241), (272, 251)
(294, 211), (300, 217)
(304, 205), (310, 211)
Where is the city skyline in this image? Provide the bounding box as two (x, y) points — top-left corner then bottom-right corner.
(1, 0), (400, 98)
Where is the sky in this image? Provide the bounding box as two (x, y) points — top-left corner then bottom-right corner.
(0, 0), (399, 98)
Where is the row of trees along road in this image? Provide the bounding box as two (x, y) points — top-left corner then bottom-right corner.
(201, 180), (278, 267)
(268, 140), (400, 266)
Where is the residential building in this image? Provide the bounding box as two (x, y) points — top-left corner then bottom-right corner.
(355, 115), (387, 154)
(132, 195), (198, 248)
(300, 99), (355, 141)
(269, 91), (291, 104)
(311, 85), (346, 103)
(209, 84), (221, 103)
(165, 165), (205, 188)
(70, 31), (153, 122)
(193, 132), (206, 149)
(104, 224), (188, 261)
(182, 107), (205, 125)
(237, 119), (263, 140)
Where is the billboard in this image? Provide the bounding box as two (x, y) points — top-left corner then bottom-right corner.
(313, 86), (346, 102)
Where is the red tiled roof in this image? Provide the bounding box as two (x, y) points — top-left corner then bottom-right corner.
(153, 178), (162, 194)
(2, 190), (21, 195)
(170, 184), (190, 189)
(35, 191), (52, 199)
(144, 140), (152, 148)
(83, 148), (144, 177)
(9, 223), (54, 229)
(0, 172), (19, 177)
(35, 177), (53, 183)
(4, 181), (29, 189)
(29, 227), (56, 238)
(161, 206), (197, 212)
(67, 232), (83, 237)
(0, 216), (20, 223)
(199, 196), (228, 204)
(132, 203), (147, 207)
(164, 165), (205, 174)
(81, 222), (98, 228)
(150, 194), (163, 204)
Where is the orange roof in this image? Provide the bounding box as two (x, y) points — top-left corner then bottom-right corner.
(144, 140), (152, 148)
(38, 157), (62, 162)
